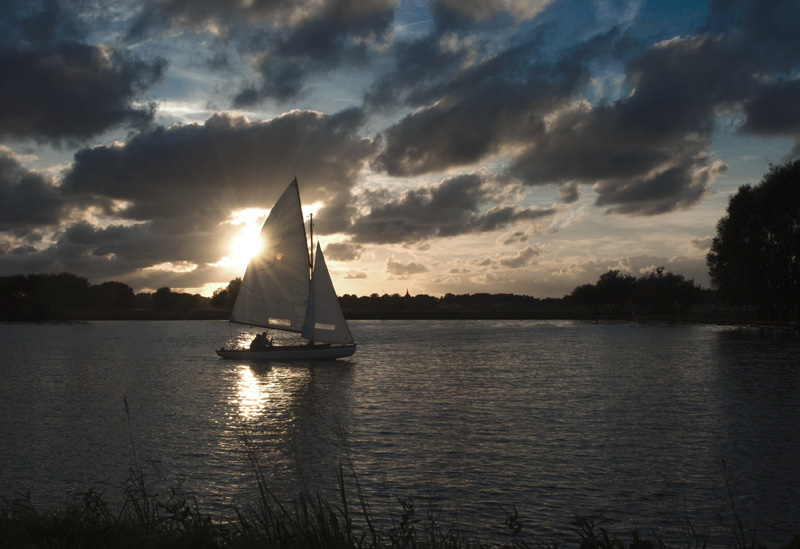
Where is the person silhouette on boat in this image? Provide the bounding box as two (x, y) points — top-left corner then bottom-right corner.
(250, 332), (272, 350)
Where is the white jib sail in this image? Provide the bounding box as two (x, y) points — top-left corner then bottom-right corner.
(302, 243), (354, 345)
(231, 179), (310, 332)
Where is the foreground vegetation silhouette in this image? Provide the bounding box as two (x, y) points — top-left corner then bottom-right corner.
(7, 482), (783, 548)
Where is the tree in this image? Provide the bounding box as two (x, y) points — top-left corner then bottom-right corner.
(707, 161), (800, 321)
(0, 272), (90, 320)
(595, 270), (636, 312)
(211, 278), (241, 310)
(89, 281), (135, 310)
(153, 287), (175, 311)
(571, 283), (598, 310)
(634, 267), (700, 313)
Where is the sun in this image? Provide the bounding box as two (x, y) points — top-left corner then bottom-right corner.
(231, 224), (264, 271)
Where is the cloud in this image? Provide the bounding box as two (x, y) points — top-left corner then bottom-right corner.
(0, 147), (65, 233)
(742, 79), (800, 136)
(558, 182), (580, 203)
(364, 30), (477, 110)
(324, 242), (364, 261)
(497, 230), (528, 246)
(3, 0), (798, 298)
(43, 220), (229, 276)
(61, 109), (373, 228)
(499, 245), (539, 268)
(131, 0), (396, 104)
(590, 156), (727, 216)
(0, 2), (165, 144)
(552, 254), (711, 288)
(472, 245), (540, 270)
(1, 108), (374, 285)
(348, 171), (557, 244)
(371, 0), (800, 217)
(370, 19), (622, 175)
(435, 0), (554, 22)
(690, 236), (713, 253)
(386, 256), (428, 276)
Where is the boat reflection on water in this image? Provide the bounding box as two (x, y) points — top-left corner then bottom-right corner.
(227, 362), (354, 501)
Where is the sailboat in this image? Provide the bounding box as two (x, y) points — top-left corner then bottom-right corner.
(216, 178), (356, 360)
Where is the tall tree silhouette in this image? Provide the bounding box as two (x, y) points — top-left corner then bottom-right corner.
(211, 278), (241, 310)
(707, 161), (800, 321)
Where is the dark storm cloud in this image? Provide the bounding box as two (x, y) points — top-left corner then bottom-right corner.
(742, 80), (800, 136)
(53, 220), (230, 269)
(371, 28), (604, 176)
(592, 155), (726, 216)
(0, 214), (238, 286)
(0, 148), (64, 233)
(373, 27), (725, 216)
(0, 1), (165, 144)
(705, 0), (800, 72)
(348, 172), (557, 244)
(61, 108), (374, 229)
(371, 0), (800, 217)
(0, 108), (374, 281)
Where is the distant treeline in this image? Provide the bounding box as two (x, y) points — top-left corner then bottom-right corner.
(334, 268), (714, 319)
(0, 267), (722, 322)
(0, 268), (717, 322)
(0, 272), (218, 321)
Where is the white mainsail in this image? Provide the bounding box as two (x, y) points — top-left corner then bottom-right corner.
(231, 179), (310, 332)
(302, 243), (355, 345)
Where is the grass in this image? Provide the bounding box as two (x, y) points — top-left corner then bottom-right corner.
(2, 469), (799, 548)
(1, 406), (798, 548)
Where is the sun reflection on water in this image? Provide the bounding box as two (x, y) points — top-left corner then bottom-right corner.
(235, 365), (272, 420)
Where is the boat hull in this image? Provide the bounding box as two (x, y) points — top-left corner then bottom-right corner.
(216, 344), (356, 361)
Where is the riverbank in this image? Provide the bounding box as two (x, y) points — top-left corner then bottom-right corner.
(4, 465), (798, 549)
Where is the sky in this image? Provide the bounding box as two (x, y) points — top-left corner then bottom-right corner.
(1, 0), (799, 299)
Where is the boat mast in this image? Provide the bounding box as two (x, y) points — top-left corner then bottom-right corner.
(307, 212), (315, 345)
(308, 212), (314, 278)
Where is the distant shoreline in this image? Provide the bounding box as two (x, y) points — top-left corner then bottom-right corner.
(6, 308), (797, 330)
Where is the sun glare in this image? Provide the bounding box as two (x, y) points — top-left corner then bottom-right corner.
(231, 225), (264, 270)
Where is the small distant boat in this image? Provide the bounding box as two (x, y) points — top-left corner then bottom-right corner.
(216, 178), (356, 361)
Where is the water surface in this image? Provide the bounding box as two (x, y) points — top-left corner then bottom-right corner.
(1, 320), (798, 546)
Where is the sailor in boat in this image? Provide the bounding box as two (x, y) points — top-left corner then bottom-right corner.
(249, 332), (273, 350)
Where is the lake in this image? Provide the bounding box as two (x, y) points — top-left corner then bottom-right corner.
(0, 319), (798, 546)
